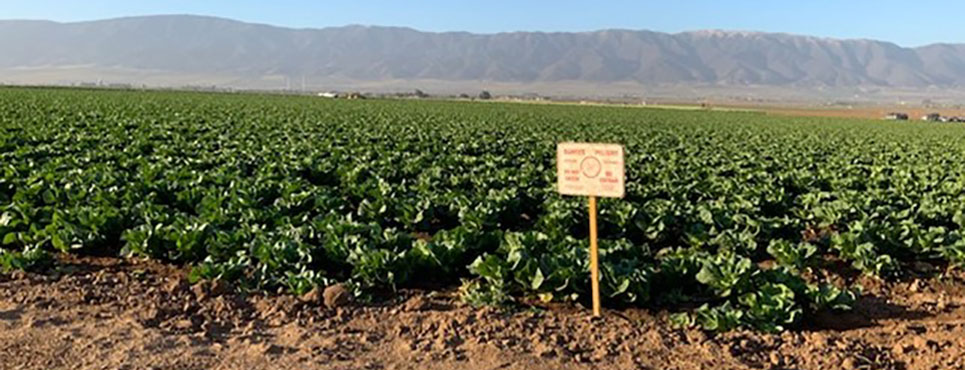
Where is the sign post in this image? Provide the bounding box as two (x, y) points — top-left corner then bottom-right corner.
(588, 195), (600, 316)
(556, 143), (625, 317)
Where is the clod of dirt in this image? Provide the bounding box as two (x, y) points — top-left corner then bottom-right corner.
(809, 332), (828, 345)
(163, 277), (187, 294)
(841, 357), (858, 370)
(906, 324), (927, 334)
(248, 342), (286, 356)
(909, 279), (924, 293)
(190, 279), (231, 302)
(324, 283), (351, 309)
(892, 342), (911, 354)
(769, 352), (783, 367)
(138, 305), (162, 323)
(173, 318), (195, 331)
(9, 270), (26, 280)
(913, 336), (928, 351)
(404, 296), (431, 312)
(300, 287), (324, 305)
(535, 342), (557, 358)
(192, 283), (209, 301)
(209, 279), (230, 296)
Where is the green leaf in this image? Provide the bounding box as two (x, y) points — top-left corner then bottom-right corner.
(611, 278), (631, 297)
(531, 267), (545, 290)
(42, 189), (56, 204)
(51, 234), (65, 252)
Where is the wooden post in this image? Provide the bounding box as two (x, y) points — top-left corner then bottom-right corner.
(588, 195), (601, 317)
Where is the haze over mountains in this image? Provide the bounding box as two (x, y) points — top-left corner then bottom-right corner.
(3, 15), (965, 98)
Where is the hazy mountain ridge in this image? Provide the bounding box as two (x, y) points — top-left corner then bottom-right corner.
(3, 14), (965, 88)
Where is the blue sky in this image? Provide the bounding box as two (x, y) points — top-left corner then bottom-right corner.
(3, 1), (961, 46)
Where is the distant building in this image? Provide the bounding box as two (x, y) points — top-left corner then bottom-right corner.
(884, 112), (909, 120)
(317, 92), (338, 98)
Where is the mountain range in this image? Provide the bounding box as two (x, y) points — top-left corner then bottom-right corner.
(3, 15), (965, 93)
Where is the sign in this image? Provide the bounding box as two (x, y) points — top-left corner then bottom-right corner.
(556, 142), (625, 198)
(555, 142), (626, 317)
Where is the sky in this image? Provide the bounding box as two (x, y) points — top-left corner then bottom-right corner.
(2, 1), (962, 47)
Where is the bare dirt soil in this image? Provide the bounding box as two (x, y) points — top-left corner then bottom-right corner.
(2, 255), (965, 370)
(760, 106), (965, 121)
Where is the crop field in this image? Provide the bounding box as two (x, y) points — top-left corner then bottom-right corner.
(4, 87), (965, 336)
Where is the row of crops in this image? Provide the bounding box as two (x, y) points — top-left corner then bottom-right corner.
(3, 87), (965, 331)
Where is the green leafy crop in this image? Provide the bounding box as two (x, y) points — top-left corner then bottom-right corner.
(2, 87), (959, 332)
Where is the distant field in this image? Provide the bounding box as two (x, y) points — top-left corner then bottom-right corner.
(489, 98), (760, 113)
(5, 87), (965, 333)
(502, 98), (965, 120)
(758, 105), (965, 120)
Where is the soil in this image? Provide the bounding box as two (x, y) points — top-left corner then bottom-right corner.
(761, 106), (965, 121)
(2, 255), (965, 370)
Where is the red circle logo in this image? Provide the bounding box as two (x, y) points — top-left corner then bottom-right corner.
(581, 156), (602, 178)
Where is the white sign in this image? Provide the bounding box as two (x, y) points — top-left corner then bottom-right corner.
(556, 142), (625, 198)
